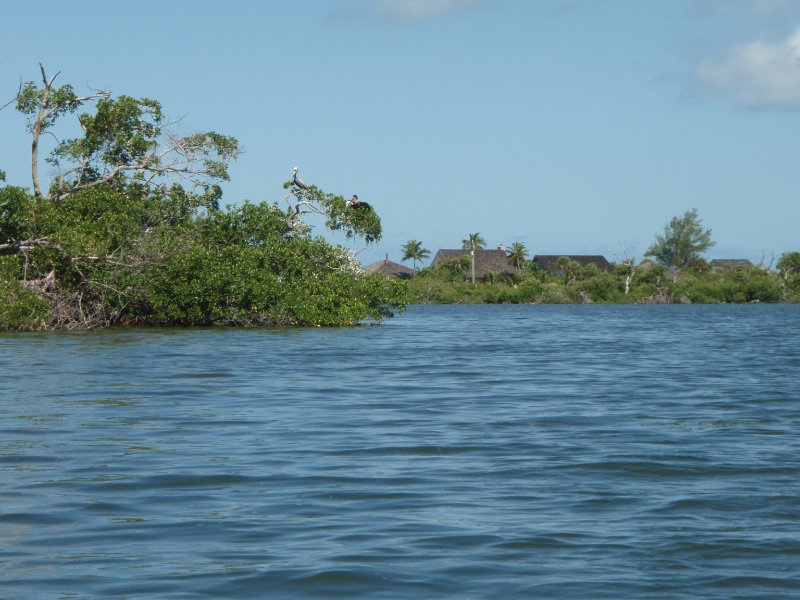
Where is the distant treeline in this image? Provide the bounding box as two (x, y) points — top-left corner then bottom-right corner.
(405, 255), (800, 305)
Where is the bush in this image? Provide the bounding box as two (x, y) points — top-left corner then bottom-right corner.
(0, 281), (49, 330)
(686, 281), (726, 304)
(0, 257), (49, 330)
(539, 283), (572, 304)
(744, 276), (781, 303)
(634, 263), (668, 286)
(0, 187), (406, 329)
(515, 279), (544, 302)
(578, 273), (622, 303)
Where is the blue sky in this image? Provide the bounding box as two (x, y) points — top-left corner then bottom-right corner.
(2, 0), (799, 268)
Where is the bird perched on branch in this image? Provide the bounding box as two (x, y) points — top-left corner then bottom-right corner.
(346, 194), (372, 210)
(292, 166), (309, 190)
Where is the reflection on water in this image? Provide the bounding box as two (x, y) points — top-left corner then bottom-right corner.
(1, 305), (799, 598)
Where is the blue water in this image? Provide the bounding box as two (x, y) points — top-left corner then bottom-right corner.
(1, 304), (799, 599)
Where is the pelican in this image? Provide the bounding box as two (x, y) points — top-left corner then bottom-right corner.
(346, 194), (372, 210)
(292, 166), (309, 190)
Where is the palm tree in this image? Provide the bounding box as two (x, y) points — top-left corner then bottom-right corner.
(401, 240), (430, 273)
(462, 232), (485, 250)
(461, 233), (485, 285)
(506, 241), (528, 269)
(557, 256), (576, 284)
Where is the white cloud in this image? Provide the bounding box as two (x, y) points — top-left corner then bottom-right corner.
(328, 0), (492, 23)
(695, 28), (800, 109)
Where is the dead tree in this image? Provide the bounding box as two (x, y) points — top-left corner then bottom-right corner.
(15, 63), (109, 197)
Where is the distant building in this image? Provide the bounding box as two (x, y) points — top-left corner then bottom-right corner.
(431, 248), (521, 279)
(710, 259), (754, 270)
(533, 255), (612, 275)
(363, 257), (416, 279)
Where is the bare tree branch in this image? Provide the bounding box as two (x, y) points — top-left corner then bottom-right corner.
(1, 78), (23, 111)
(0, 238), (61, 255)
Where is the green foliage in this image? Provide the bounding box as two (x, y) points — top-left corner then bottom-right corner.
(578, 262), (601, 280)
(484, 278), (543, 303)
(63, 96), (163, 169)
(634, 262), (668, 286)
(406, 278), (486, 304)
(539, 283), (572, 304)
(686, 280), (728, 304)
(16, 78), (83, 130)
(626, 282), (658, 303)
(525, 260), (547, 281)
(683, 267), (782, 304)
(15, 65), (115, 197)
(404, 254), (796, 305)
(0, 280), (50, 330)
(577, 272), (621, 302)
(1, 185), (36, 243)
(778, 252), (800, 290)
(50, 95), (240, 202)
(690, 257), (710, 272)
(743, 274), (781, 303)
(0, 257), (49, 330)
(447, 255), (473, 280)
(283, 181), (382, 244)
(646, 208), (714, 268)
(0, 182), (405, 330)
(556, 256), (578, 284)
(777, 251), (800, 276)
(418, 256), (473, 283)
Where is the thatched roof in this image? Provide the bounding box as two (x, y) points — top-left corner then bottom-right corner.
(533, 255), (612, 275)
(710, 259), (753, 270)
(431, 248), (521, 278)
(363, 258), (416, 279)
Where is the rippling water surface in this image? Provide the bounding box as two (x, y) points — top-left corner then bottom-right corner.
(1, 304), (799, 598)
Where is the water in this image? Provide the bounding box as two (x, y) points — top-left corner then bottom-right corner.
(1, 304), (799, 599)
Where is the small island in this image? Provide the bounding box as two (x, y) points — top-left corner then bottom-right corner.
(1, 65), (406, 331)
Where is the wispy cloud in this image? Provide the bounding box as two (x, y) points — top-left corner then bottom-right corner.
(693, 0), (797, 20)
(328, 0), (492, 23)
(745, 0), (797, 17)
(694, 28), (800, 109)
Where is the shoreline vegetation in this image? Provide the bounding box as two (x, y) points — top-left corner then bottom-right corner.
(2, 66), (798, 331)
(396, 220), (799, 306)
(402, 255), (800, 306)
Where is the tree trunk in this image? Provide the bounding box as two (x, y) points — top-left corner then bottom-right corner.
(31, 64), (54, 198)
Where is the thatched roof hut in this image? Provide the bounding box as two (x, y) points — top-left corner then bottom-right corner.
(710, 259), (753, 270)
(431, 248), (521, 279)
(363, 258), (416, 279)
(533, 255), (612, 275)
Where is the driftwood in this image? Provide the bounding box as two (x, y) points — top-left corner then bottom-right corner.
(47, 290), (110, 330)
(21, 269), (56, 293)
(4, 254), (115, 329)
(635, 287), (673, 304)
